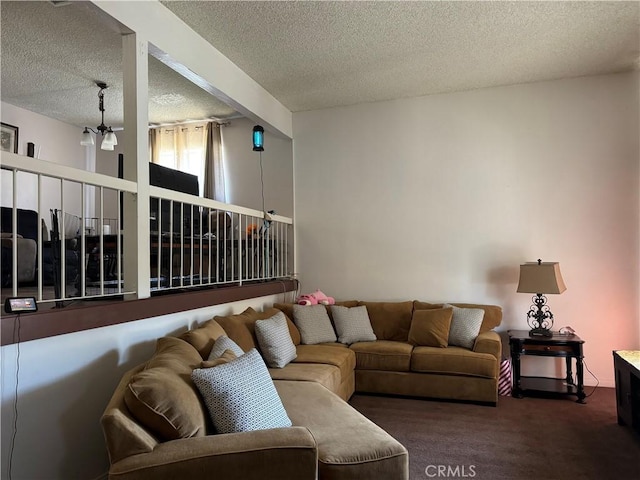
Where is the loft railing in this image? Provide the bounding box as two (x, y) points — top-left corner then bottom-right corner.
(0, 152), (293, 305)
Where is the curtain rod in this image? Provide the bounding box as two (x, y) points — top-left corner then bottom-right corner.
(148, 118), (231, 129)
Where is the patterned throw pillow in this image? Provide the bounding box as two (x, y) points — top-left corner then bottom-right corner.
(330, 305), (377, 344)
(255, 311), (297, 368)
(191, 349), (292, 434)
(207, 335), (244, 360)
(292, 304), (337, 344)
(444, 304), (485, 349)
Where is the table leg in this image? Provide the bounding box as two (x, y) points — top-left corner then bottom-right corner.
(511, 341), (523, 398)
(565, 356), (574, 385)
(576, 354), (586, 404)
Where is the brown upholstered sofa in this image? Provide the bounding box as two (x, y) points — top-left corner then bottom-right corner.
(102, 307), (408, 480)
(101, 300), (501, 480)
(274, 300), (503, 405)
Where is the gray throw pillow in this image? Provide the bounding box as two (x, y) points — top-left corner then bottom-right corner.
(292, 304), (337, 344)
(191, 349), (292, 434)
(330, 305), (377, 344)
(444, 304), (484, 349)
(207, 335), (244, 360)
(255, 311), (297, 368)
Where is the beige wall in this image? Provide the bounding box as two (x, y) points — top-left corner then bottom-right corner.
(1, 101), (89, 226)
(223, 117), (294, 218)
(293, 72), (640, 387)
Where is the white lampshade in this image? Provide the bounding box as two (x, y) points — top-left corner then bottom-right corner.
(104, 129), (117, 146)
(100, 137), (115, 151)
(80, 128), (94, 146)
(101, 131), (117, 151)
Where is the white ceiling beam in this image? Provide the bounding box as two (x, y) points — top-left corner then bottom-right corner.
(91, 1), (292, 139)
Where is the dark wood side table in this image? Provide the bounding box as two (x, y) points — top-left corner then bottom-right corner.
(508, 329), (586, 403)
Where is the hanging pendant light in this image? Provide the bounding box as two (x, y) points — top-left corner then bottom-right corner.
(81, 81), (118, 151)
(252, 125), (264, 151)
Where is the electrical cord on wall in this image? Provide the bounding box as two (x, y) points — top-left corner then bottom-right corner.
(259, 150), (266, 218)
(8, 313), (21, 480)
(583, 358), (599, 398)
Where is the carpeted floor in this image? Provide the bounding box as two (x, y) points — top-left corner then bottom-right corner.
(349, 387), (640, 480)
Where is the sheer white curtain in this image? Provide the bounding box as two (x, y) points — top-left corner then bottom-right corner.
(149, 123), (207, 196)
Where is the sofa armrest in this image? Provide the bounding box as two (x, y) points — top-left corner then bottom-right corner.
(473, 331), (501, 361)
(108, 426), (317, 480)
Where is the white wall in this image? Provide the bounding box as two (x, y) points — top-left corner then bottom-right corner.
(93, 135), (124, 225)
(293, 72), (640, 387)
(0, 293), (295, 480)
(1, 102), (90, 226)
(223, 117), (294, 218)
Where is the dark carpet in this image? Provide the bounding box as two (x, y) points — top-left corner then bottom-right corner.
(349, 387), (640, 480)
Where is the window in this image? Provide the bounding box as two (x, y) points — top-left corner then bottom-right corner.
(150, 123), (207, 196)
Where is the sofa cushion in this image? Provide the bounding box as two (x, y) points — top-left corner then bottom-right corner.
(408, 307), (453, 348)
(275, 380), (408, 480)
(255, 311), (297, 368)
(269, 306), (303, 345)
(124, 337), (208, 441)
(293, 304), (338, 344)
(275, 301), (359, 327)
(358, 301), (414, 342)
(293, 344), (356, 380)
(411, 346), (498, 378)
(331, 305), (377, 344)
(414, 301), (503, 333)
(214, 307), (300, 352)
(444, 304), (484, 349)
(179, 319), (226, 359)
(200, 349), (237, 369)
(349, 340), (413, 372)
(192, 349), (292, 434)
(207, 335), (244, 360)
(269, 363), (342, 394)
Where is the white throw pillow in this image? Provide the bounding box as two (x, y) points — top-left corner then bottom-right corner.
(207, 335), (244, 360)
(444, 304), (484, 349)
(191, 349), (292, 434)
(330, 305), (377, 344)
(292, 304), (337, 344)
(255, 311), (297, 368)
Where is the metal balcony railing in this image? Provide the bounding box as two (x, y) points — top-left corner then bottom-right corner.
(0, 152), (293, 305)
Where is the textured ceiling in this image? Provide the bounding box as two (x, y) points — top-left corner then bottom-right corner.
(0, 1), (238, 129)
(1, 1), (639, 129)
(163, 0), (640, 112)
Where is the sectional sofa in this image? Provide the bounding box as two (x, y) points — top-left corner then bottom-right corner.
(101, 299), (502, 480)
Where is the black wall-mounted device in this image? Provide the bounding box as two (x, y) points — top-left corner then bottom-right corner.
(4, 297), (38, 313)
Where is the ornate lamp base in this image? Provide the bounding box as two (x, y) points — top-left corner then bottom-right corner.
(529, 327), (553, 337)
(526, 293), (554, 338)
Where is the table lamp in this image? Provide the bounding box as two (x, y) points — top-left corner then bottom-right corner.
(517, 259), (566, 337)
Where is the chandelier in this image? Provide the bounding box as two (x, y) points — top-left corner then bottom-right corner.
(80, 81), (118, 151)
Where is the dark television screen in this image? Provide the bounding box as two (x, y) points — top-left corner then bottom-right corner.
(149, 163), (199, 196)
(148, 163), (200, 235)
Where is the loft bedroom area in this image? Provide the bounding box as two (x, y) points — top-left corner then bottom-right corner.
(0, 1), (296, 343)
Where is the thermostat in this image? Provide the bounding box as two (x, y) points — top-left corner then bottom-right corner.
(4, 297), (38, 313)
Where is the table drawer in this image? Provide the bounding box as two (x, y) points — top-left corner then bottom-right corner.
(522, 344), (574, 354)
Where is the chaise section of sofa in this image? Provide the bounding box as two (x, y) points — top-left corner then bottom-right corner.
(276, 380), (408, 480)
(102, 306), (408, 480)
